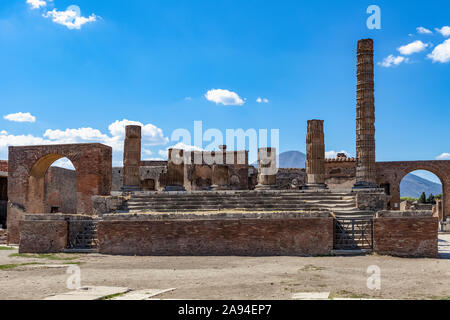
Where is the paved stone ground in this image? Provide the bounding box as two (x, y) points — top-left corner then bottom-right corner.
(1, 234), (450, 300)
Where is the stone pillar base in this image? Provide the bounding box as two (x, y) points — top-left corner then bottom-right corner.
(304, 184), (328, 190)
(121, 186), (141, 192)
(210, 184), (229, 191)
(164, 185), (186, 192)
(353, 181), (378, 190)
(255, 184), (277, 190)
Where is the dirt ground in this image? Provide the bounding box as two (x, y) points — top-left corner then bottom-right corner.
(1, 234), (450, 300)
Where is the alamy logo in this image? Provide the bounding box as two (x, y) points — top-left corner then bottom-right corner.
(366, 5), (381, 30)
(366, 265), (381, 290)
(66, 265), (81, 290)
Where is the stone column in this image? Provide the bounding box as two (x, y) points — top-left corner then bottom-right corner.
(305, 120), (327, 189)
(165, 148), (186, 191)
(255, 148), (277, 189)
(354, 38), (377, 189)
(122, 125), (141, 191)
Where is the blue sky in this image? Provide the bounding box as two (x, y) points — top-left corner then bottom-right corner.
(0, 0), (449, 184)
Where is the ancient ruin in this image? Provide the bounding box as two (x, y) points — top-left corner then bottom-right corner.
(1, 39), (447, 258)
(305, 120), (327, 189)
(355, 39), (377, 189)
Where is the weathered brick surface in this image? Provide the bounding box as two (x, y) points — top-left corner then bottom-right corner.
(19, 220), (67, 253)
(0, 229), (6, 244)
(7, 143), (112, 243)
(98, 217), (334, 256)
(376, 161), (450, 216)
(0, 160), (7, 172)
(373, 216), (438, 258)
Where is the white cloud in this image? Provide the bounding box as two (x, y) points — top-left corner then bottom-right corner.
(204, 89), (245, 106)
(0, 119), (168, 164)
(379, 55), (409, 67)
(417, 27), (432, 35)
(108, 119), (169, 146)
(398, 40), (429, 55)
(26, 0), (47, 9)
(43, 7), (97, 30)
(158, 142), (204, 159)
(428, 39), (450, 63)
(256, 97), (269, 103)
(51, 157), (76, 170)
(436, 153), (450, 160)
(4, 112), (36, 123)
(325, 150), (352, 159)
(142, 149), (152, 156)
(436, 26), (450, 37)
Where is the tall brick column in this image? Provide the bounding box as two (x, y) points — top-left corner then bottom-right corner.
(123, 125), (141, 191)
(255, 147), (277, 190)
(305, 120), (327, 189)
(354, 39), (377, 189)
(165, 148), (186, 191)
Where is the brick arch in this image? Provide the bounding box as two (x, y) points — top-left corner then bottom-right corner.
(7, 144), (112, 244)
(376, 161), (450, 218)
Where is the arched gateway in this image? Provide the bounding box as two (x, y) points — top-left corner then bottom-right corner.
(376, 161), (450, 218)
(7, 143), (112, 244)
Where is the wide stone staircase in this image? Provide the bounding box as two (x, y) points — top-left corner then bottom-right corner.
(125, 191), (360, 213)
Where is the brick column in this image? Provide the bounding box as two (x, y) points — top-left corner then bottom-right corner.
(255, 148), (277, 189)
(165, 148), (186, 191)
(354, 39), (377, 189)
(305, 120), (327, 189)
(122, 125), (141, 191)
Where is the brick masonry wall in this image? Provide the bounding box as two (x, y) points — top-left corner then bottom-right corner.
(19, 220), (67, 253)
(373, 216), (438, 258)
(98, 217), (334, 256)
(0, 160), (7, 172)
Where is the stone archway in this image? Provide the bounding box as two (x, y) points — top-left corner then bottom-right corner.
(376, 161), (450, 218)
(7, 143), (112, 244)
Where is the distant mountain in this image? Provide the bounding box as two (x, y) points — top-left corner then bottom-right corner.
(278, 151), (306, 168)
(400, 173), (442, 199)
(252, 151), (306, 168)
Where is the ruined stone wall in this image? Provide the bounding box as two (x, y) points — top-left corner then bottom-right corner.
(111, 167), (122, 191)
(373, 211), (438, 258)
(0, 176), (6, 228)
(19, 220), (68, 253)
(139, 166), (167, 191)
(44, 167), (77, 214)
(0, 160), (8, 173)
(324, 159), (356, 189)
(376, 160), (450, 216)
(7, 143), (112, 244)
(98, 216), (334, 256)
(276, 168), (306, 189)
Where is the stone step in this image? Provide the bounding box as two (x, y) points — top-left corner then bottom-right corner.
(128, 204), (354, 210)
(129, 194), (354, 201)
(126, 200), (356, 207)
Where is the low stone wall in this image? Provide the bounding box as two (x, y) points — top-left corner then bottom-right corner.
(7, 203), (25, 245)
(373, 211), (438, 258)
(19, 220), (67, 253)
(98, 213), (334, 256)
(355, 190), (389, 211)
(92, 195), (128, 215)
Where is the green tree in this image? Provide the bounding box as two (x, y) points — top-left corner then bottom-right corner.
(427, 194), (436, 204)
(419, 192), (427, 204)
